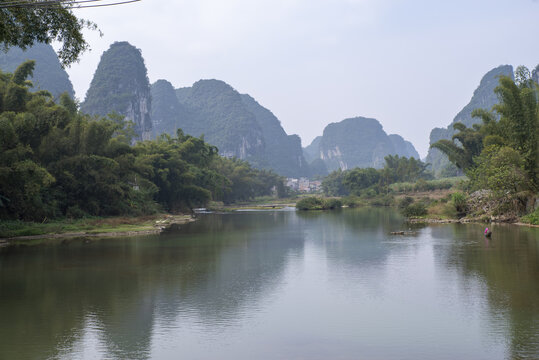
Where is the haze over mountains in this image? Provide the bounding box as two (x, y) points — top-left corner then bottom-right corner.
(2, 41), (522, 179)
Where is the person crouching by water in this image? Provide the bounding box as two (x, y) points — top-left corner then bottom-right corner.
(484, 227), (492, 237)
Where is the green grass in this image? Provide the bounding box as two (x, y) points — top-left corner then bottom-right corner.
(389, 177), (466, 193)
(0, 215), (162, 238)
(521, 208), (539, 225)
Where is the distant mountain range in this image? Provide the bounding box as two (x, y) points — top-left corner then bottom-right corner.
(15, 41), (524, 180)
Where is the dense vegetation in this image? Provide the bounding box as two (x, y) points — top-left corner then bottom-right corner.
(0, 62), (285, 221)
(322, 155), (432, 197)
(431, 66), (538, 216)
(0, 1), (94, 66)
(296, 197), (342, 211)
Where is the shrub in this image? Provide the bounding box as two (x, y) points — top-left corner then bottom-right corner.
(323, 198), (342, 209)
(398, 196), (414, 209)
(342, 195), (362, 208)
(296, 197), (325, 210)
(296, 197), (342, 210)
(451, 192), (467, 217)
(401, 202), (428, 217)
(521, 207), (539, 225)
(370, 194), (394, 206)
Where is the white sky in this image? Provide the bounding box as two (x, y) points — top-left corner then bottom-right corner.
(65, 0), (539, 157)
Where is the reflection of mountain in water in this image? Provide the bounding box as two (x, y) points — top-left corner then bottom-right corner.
(0, 212), (304, 360)
(430, 224), (539, 359)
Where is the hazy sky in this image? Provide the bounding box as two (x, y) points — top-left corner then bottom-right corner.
(65, 0), (539, 157)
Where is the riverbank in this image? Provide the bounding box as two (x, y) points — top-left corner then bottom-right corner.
(407, 217), (539, 227)
(0, 214), (195, 243)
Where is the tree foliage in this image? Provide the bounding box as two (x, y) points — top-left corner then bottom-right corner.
(0, 61), (285, 221)
(322, 155), (431, 197)
(0, 3), (97, 66)
(431, 66), (538, 193)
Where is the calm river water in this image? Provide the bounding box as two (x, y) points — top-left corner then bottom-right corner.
(0, 208), (538, 360)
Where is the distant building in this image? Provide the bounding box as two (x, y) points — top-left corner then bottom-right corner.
(286, 178), (299, 191)
(285, 178), (322, 193)
(309, 180), (322, 192)
(299, 178), (310, 192)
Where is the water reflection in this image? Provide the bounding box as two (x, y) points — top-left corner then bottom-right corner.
(0, 209), (537, 359)
(0, 212), (304, 359)
(431, 223), (539, 359)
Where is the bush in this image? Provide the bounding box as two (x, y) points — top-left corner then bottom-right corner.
(398, 196), (414, 209)
(401, 202), (428, 217)
(521, 207), (539, 225)
(323, 198), (342, 209)
(370, 194), (394, 206)
(451, 192), (467, 217)
(342, 195), (362, 208)
(296, 197), (325, 210)
(66, 205), (88, 219)
(296, 197), (342, 210)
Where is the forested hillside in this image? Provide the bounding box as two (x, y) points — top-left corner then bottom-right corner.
(150, 79), (187, 138)
(81, 42), (153, 141)
(151, 79), (310, 177)
(0, 42), (74, 99)
(305, 117), (420, 172)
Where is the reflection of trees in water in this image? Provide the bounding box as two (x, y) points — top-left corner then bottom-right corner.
(432, 224), (539, 359)
(296, 208), (406, 271)
(0, 211), (304, 360)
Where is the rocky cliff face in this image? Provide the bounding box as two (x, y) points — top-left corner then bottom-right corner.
(239, 94), (310, 177)
(0, 42), (74, 99)
(81, 42), (152, 141)
(306, 117), (420, 172)
(425, 65), (514, 175)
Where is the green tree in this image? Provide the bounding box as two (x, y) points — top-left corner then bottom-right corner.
(430, 122), (484, 172)
(468, 145), (530, 197)
(322, 169), (348, 196)
(0, 2), (97, 65)
(493, 70), (538, 189)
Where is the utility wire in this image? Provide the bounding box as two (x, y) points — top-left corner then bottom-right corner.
(0, 0), (140, 9)
(73, 0), (140, 8)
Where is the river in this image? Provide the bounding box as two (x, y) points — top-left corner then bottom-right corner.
(0, 208), (538, 359)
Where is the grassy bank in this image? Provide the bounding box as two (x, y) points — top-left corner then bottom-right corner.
(0, 214), (193, 239)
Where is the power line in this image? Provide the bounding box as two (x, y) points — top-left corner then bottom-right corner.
(0, 0), (140, 9)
